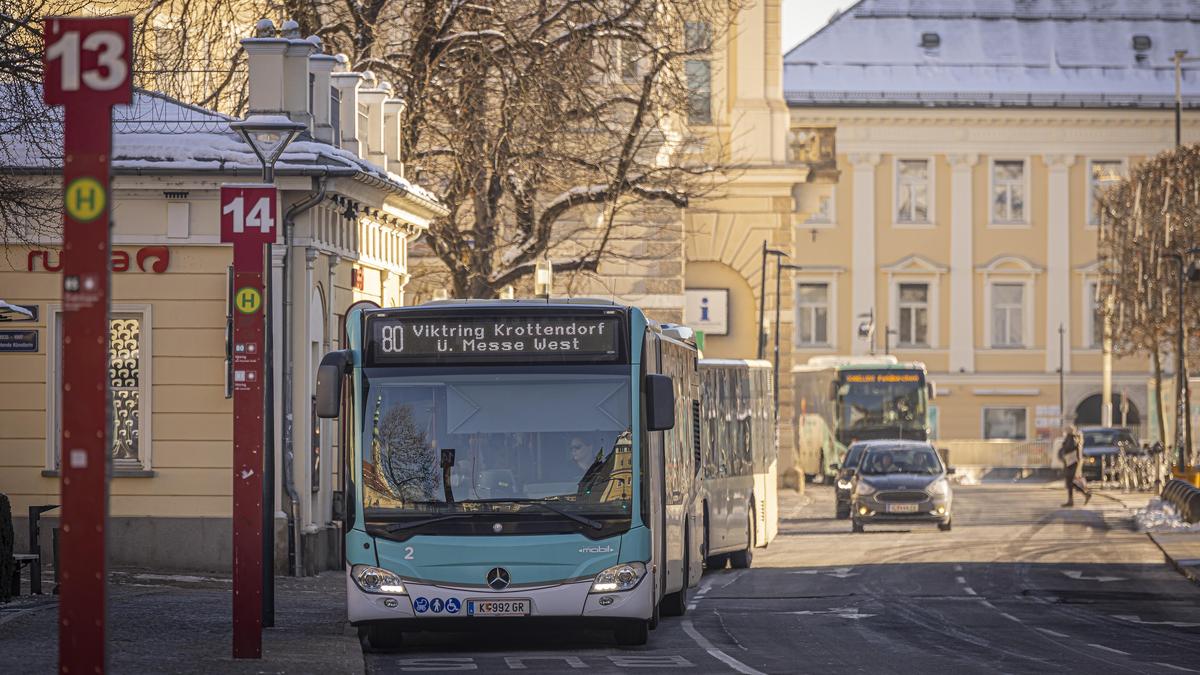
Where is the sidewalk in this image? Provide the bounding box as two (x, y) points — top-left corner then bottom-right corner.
(0, 569), (363, 674)
(1096, 488), (1200, 587)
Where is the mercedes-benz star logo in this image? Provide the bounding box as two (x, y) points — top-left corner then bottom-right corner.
(486, 567), (510, 590)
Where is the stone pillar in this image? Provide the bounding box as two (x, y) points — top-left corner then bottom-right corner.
(849, 153), (880, 355)
(1044, 154), (1075, 374)
(948, 154), (978, 372)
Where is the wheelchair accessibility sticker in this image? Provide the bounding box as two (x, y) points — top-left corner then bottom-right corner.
(414, 597), (430, 613)
(446, 598), (461, 614)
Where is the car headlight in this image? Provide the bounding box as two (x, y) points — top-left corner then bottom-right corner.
(926, 479), (950, 497)
(837, 479), (853, 490)
(590, 562), (645, 593)
(855, 481), (877, 496)
(1085, 456), (1097, 465)
(352, 565), (407, 595)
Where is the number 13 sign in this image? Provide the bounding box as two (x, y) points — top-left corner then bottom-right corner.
(43, 17), (132, 104)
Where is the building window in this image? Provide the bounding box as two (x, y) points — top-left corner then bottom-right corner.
(685, 60), (712, 125)
(983, 407), (1028, 440)
(896, 159), (930, 224)
(1087, 280), (1104, 348)
(684, 20), (712, 125)
(992, 160), (1026, 224)
(991, 282), (1025, 348)
(50, 308), (152, 471)
(795, 283), (829, 346)
(897, 282), (929, 346)
(619, 39), (640, 81)
(1089, 160), (1123, 225)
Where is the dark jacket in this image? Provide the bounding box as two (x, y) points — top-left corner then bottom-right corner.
(1059, 432), (1083, 475)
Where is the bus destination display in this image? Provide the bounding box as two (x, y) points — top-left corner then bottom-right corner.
(843, 372), (922, 383)
(369, 315), (622, 363)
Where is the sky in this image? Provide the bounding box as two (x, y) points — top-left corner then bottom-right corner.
(780, 0), (858, 54)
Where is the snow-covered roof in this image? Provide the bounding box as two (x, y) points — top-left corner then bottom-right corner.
(783, 0), (1200, 108)
(3, 88), (443, 210)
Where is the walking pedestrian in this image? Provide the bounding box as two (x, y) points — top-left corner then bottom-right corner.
(1057, 425), (1091, 507)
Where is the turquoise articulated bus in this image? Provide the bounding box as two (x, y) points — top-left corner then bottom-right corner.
(315, 300), (703, 648)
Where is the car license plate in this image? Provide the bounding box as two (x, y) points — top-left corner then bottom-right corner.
(467, 599), (531, 617)
(887, 503), (919, 513)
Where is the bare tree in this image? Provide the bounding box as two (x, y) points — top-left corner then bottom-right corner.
(1098, 145), (1200, 448)
(283, 0), (740, 297)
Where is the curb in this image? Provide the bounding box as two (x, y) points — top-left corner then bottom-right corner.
(1095, 490), (1200, 588)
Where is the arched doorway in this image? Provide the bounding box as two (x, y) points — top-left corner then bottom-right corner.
(1074, 393), (1140, 430)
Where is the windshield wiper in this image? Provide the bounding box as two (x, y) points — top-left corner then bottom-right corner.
(382, 514), (475, 533)
(462, 499), (603, 530)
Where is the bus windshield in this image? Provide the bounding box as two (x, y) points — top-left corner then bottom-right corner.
(361, 369), (634, 527)
(837, 374), (926, 433)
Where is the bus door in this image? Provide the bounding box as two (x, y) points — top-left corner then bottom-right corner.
(644, 330), (666, 607)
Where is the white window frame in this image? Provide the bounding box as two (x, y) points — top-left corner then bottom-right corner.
(894, 156), (935, 228)
(989, 157), (1031, 227)
(984, 279), (1033, 349)
(894, 280), (933, 347)
(1086, 158), (1126, 228)
(981, 406), (1029, 440)
(45, 303), (154, 473)
(793, 273), (839, 349)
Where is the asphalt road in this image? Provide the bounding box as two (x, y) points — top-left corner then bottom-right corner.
(364, 484), (1200, 674)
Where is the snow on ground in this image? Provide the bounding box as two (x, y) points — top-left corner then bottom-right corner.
(1133, 498), (1200, 533)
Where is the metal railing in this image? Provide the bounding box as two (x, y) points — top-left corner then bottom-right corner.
(937, 440), (1057, 468)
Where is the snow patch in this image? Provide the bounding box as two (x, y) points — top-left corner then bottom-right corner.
(1133, 498), (1200, 533)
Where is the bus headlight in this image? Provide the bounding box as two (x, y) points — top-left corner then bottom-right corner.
(855, 481), (877, 496)
(591, 562), (645, 593)
(352, 565), (407, 595)
(837, 479), (853, 490)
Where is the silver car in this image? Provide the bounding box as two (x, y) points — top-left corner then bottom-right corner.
(850, 442), (953, 533)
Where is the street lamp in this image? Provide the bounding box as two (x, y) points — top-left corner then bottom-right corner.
(883, 325), (898, 356)
(757, 241), (788, 359)
(1172, 50), (1200, 148)
(229, 113), (304, 628)
(774, 262), (804, 418)
(231, 115), (306, 183)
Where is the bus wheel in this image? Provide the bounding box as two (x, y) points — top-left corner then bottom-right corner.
(729, 506), (755, 569)
(615, 619), (650, 646)
(359, 624), (404, 652)
(661, 528), (689, 617)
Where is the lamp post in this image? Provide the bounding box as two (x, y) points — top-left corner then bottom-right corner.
(1163, 249), (1200, 473)
(230, 114), (304, 628)
(1172, 50), (1200, 148)
(757, 241), (788, 359)
(775, 262), (804, 418)
(1058, 323), (1065, 430)
(883, 325), (898, 356)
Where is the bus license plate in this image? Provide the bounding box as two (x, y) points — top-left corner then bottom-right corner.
(887, 503), (919, 513)
(467, 599), (531, 617)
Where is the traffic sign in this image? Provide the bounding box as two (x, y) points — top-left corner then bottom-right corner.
(235, 287), (262, 314)
(43, 15), (133, 675)
(221, 185), (278, 248)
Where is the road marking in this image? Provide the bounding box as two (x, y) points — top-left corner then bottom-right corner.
(962, 587), (977, 596)
(955, 576), (967, 584)
(682, 619), (765, 675)
(775, 607), (876, 620)
(721, 570), (747, 588)
(1088, 644), (1130, 656)
(687, 603), (697, 611)
(1000, 612), (1021, 623)
(1036, 628), (1070, 638)
(789, 567), (858, 579)
(1155, 663), (1200, 673)
(954, 564), (963, 572)
(1062, 570), (1126, 583)
(1112, 614), (1200, 628)
(505, 656), (587, 669)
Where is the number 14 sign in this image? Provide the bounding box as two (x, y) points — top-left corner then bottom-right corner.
(221, 185), (278, 250)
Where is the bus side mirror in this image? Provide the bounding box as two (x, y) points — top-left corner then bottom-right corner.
(928, 381), (937, 399)
(315, 350), (352, 419)
(645, 374), (675, 431)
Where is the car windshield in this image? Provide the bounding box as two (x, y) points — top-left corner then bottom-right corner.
(844, 445), (865, 468)
(1083, 430), (1131, 446)
(859, 446), (942, 475)
(361, 369), (633, 526)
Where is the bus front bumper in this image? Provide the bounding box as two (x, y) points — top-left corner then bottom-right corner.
(346, 571), (654, 625)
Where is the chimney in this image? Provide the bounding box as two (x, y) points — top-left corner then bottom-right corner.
(383, 97), (406, 177)
(308, 37), (338, 144)
(242, 19), (289, 115)
(357, 73), (389, 169)
(280, 20), (316, 129)
(330, 56), (363, 155)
